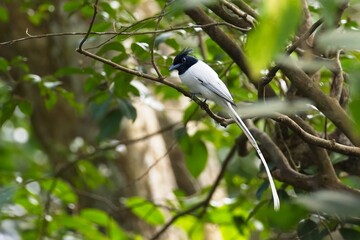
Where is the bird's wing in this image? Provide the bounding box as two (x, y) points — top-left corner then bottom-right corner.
(195, 61), (235, 105)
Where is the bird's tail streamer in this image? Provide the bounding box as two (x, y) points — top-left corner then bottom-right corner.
(226, 102), (280, 210)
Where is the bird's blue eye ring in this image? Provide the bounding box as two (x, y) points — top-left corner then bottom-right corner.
(182, 57), (186, 63)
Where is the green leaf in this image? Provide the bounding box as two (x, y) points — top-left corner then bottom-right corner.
(179, 134), (208, 178)
(319, 0), (343, 28)
(256, 181), (270, 200)
(295, 190), (360, 218)
(155, 33), (172, 47)
(174, 126), (187, 141)
(340, 228), (360, 240)
(0, 186), (16, 208)
(246, 200), (269, 223)
(297, 219), (320, 240)
(118, 99), (137, 122)
(77, 161), (106, 189)
(11, 56), (29, 73)
(0, 6), (9, 22)
(113, 74), (137, 98)
(349, 98), (360, 132)
(91, 98), (111, 120)
(131, 42), (149, 61)
(124, 196), (165, 225)
(154, 84), (181, 100)
(182, 102), (200, 122)
(99, 2), (117, 19)
(81, 5), (95, 18)
(56, 215), (104, 239)
(24, 74), (41, 83)
(63, 1), (83, 12)
(84, 76), (102, 92)
(18, 100), (33, 115)
(99, 109), (123, 140)
(96, 97), (136, 140)
(267, 202), (307, 231)
(0, 100), (17, 127)
(174, 215), (204, 239)
(0, 57), (9, 72)
(246, 0), (301, 78)
(207, 205), (234, 224)
(318, 31), (360, 51)
(81, 208), (109, 226)
(81, 208), (128, 239)
(44, 91), (58, 110)
(58, 88), (83, 112)
(97, 42), (126, 56)
(41, 179), (78, 204)
(92, 21), (113, 32)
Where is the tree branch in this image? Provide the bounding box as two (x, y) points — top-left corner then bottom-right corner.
(185, 7), (277, 97)
(258, 18), (324, 97)
(185, 8), (249, 79)
(207, 0), (255, 29)
(232, 0), (259, 19)
(0, 23), (247, 46)
(280, 61), (360, 147)
(245, 120), (318, 190)
(275, 115), (360, 156)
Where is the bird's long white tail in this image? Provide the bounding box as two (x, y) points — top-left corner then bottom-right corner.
(225, 102), (280, 210)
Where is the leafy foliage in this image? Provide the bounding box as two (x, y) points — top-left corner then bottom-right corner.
(246, 0), (302, 77)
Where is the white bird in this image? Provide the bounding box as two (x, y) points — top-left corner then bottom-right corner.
(169, 49), (280, 210)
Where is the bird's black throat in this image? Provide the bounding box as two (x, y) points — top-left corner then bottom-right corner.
(177, 56), (197, 75)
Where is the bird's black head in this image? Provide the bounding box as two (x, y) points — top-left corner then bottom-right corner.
(169, 49), (198, 75)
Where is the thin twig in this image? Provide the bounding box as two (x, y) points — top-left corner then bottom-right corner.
(78, 0), (99, 51)
(221, 0), (257, 27)
(259, 18), (324, 94)
(150, 2), (169, 77)
(86, 14), (163, 51)
(232, 0), (259, 19)
(0, 23), (248, 46)
(275, 115), (360, 156)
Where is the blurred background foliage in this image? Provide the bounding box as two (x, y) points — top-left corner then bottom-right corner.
(1, 0), (360, 239)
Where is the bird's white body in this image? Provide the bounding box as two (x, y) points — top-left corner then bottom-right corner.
(171, 52), (280, 210)
(179, 60), (234, 107)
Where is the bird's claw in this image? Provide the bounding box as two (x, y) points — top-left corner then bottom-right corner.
(189, 92), (198, 102)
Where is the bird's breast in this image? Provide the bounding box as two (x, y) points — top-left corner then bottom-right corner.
(179, 66), (202, 91)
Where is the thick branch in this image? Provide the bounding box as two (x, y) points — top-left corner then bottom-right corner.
(247, 120), (360, 197)
(232, 0), (259, 19)
(207, 0), (255, 29)
(280, 62), (360, 147)
(185, 7), (250, 77)
(275, 115), (360, 156)
(185, 7), (276, 97)
(258, 18), (324, 96)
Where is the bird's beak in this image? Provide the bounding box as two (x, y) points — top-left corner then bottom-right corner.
(169, 63), (181, 71)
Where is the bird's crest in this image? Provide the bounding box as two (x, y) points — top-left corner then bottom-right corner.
(173, 48), (193, 63)
(179, 48), (193, 56)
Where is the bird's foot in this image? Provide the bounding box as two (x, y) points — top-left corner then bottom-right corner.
(200, 99), (209, 110)
(189, 92), (199, 102)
